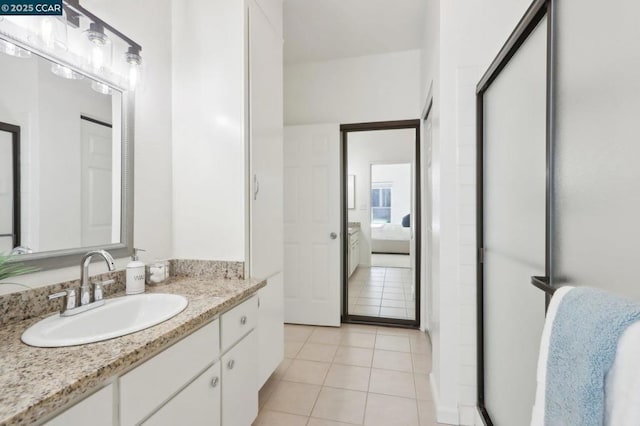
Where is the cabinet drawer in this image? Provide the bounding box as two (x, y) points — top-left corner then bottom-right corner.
(221, 295), (257, 352)
(143, 362), (221, 426)
(120, 320), (220, 425)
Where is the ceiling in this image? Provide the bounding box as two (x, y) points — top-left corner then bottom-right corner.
(283, 0), (426, 65)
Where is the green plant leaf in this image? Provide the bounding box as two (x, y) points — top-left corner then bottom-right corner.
(0, 253), (39, 281)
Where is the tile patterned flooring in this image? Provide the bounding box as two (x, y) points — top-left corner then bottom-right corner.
(370, 254), (411, 268)
(254, 323), (447, 426)
(347, 267), (415, 320)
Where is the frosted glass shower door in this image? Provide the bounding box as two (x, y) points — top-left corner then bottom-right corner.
(481, 18), (548, 425)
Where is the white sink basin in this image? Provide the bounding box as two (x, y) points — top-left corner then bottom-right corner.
(21, 293), (188, 348)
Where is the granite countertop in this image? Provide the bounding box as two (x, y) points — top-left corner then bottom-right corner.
(0, 276), (266, 425)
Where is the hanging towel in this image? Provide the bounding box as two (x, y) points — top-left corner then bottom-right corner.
(544, 287), (640, 426)
(604, 320), (640, 425)
(531, 286), (573, 426)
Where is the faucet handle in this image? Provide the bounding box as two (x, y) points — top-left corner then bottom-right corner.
(48, 288), (77, 313)
(94, 279), (115, 302)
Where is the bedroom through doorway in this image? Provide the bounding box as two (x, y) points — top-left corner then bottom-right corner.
(341, 120), (420, 327)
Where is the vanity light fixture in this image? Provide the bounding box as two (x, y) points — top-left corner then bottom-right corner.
(84, 22), (111, 72)
(64, 0), (142, 88)
(40, 14), (68, 51)
(0, 38), (32, 58)
(84, 22), (109, 46)
(125, 46), (142, 89)
(91, 80), (112, 95)
(51, 63), (84, 80)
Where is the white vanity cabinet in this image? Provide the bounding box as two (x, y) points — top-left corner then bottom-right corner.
(45, 384), (113, 426)
(221, 331), (258, 426)
(257, 272), (284, 386)
(120, 320), (221, 425)
(348, 230), (360, 277)
(143, 362), (221, 426)
(44, 295), (261, 426)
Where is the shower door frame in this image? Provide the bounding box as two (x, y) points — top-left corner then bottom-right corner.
(475, 0), (556, 424)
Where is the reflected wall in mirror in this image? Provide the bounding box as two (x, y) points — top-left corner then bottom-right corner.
(0, 41), (125, 259)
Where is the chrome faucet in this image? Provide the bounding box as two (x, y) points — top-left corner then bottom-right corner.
(49, 250), (116, 316)
(80, 250), (116, 305)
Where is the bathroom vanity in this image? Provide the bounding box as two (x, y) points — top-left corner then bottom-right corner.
(0, 275), (268, 425)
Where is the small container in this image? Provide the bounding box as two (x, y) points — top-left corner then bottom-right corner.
(126, 248), (146, 295)
(146, 260), (169, 285)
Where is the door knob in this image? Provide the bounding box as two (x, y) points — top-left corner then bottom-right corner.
(329, 232), (337, 240)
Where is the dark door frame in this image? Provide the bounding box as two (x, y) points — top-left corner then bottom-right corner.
(475, 0), (555, 424)
(0, 122), (21, 249)
(340, 119), (421, 328)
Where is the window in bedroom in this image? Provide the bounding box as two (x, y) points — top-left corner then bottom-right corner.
(371, 183), (391, 223)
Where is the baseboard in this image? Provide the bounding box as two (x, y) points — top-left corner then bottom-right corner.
(429, 373), (459, 425)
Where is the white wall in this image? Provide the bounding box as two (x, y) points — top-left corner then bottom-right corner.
(347, 129), (414, 266)
(421, 1), (534, 424)
(171, 0), (246, 262)
(86, 0), (174, 263)
(284, 49), (421, 125)
(371, 163), (411, 225)
(0, 0), (174, 291)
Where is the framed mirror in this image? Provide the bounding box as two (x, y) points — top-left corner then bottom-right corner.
(0, 35), (134, 270)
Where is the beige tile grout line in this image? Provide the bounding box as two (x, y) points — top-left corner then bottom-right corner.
(268, 324), (432, 425)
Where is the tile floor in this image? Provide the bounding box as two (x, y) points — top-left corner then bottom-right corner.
(253, 323), (447, 426)
(347, 267), (415, 320)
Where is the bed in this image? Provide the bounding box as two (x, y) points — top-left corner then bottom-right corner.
(371, 223), (411, 254)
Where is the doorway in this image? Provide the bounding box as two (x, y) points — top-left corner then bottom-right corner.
(341, 120), (420, 327)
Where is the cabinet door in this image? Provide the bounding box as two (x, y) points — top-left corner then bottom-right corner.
(249, 0), (284, 280)
(143, 363), (221, 426)
(45, 384), (113, 426)
(120, 320), (220, 425)
(257, 272), (284, 387)
(222, 331), (258, 426)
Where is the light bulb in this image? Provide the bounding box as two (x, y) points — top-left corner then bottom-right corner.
(92, 45), (104, 70)
(125, 47), (142, 90)
(51, 63), (84, 80)
(129, 64), (139, 89)
(91, 81), (112, 95)
(41, 18), (54, 48)
(0, 39), (31, 58)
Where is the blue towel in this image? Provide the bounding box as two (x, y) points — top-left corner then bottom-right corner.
(545, 287), (640, 426)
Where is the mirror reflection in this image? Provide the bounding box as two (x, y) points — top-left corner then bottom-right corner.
(0, 43), (123, 256)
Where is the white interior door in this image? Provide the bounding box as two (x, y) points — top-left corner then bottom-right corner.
(284, 124), (340, 326)
(80, 118), (113, 247)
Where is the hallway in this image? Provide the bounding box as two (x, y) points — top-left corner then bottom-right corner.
(348, 267), (415, 320)
(254, 323), (441, 426)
